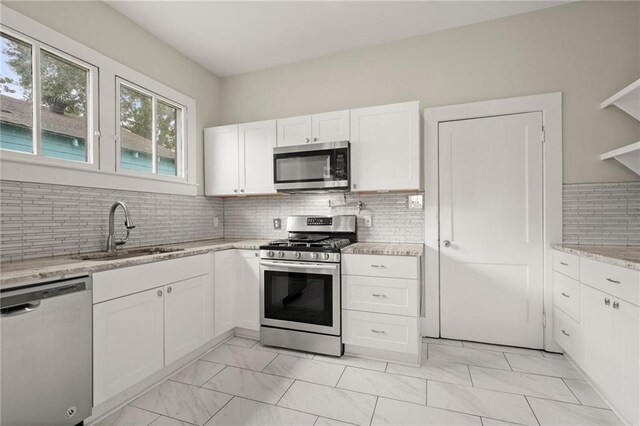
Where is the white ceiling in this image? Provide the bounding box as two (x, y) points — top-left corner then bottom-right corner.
(106, 1), (570, 77)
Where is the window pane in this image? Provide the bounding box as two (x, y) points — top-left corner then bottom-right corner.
(0, 33), (33, 154)
(156, 100), (180, 176)
(120, 85), (153, 173)
(40, 50), (89, 162)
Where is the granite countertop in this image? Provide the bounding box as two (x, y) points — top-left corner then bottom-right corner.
(0, 239), (268, 290)
(552, 244), (640, 271)
(341, 242), (424, 256)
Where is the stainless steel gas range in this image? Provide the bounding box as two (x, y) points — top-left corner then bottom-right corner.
(259, 215), (356, 356)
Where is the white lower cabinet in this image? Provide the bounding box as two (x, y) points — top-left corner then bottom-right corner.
(214, 250), (238, 337)
(236, 250), (260, 331)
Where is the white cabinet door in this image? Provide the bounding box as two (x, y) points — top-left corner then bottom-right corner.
(93, 288), (164, 405)
(350, 101), (420, 192)
(580, 284), (615, 396)
(204, 125), (240, 196)
(277, 115), (312, 147)
(239, 120), (276, 195)
(214, 250), (237, 337)
(312, 110), (350, 143)
(613, 299), (639, 425)
(164, 274), (214, 365)
(236, 250), (260, 331)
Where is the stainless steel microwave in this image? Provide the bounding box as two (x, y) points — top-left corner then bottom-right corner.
(273, 141), (350, 192)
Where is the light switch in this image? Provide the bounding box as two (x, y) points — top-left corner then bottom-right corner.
(408, 195), (424, 210)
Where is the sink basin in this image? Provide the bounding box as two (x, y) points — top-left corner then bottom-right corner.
(71, 247), (184, 261)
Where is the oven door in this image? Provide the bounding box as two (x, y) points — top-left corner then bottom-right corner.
(260, 260), (341, 336)
(273, 141), (349, 192)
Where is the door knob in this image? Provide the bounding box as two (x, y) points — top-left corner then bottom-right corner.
(442, 240), (451, 247)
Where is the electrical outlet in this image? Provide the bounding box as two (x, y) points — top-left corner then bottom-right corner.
(273, 218), (281, 229)
(408, 194), (424, 210)
(363, 215), (373, 228)
(213, 217), (219, 228)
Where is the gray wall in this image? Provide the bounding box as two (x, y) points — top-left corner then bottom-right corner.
(5, 1), (222, 195)
(220, 1), (640, 184)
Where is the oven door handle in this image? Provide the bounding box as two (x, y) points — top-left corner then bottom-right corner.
(260, 261), (339, 271)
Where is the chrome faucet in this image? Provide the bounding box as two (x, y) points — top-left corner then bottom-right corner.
(106, 201), (135, 252)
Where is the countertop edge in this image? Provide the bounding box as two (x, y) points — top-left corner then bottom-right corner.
(551, 244), (640, 271)
(341, 242), (424, 257)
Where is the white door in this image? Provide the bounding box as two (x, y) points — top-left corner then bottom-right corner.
(350, 101), (420, 192)
(239, 120), (276, 195)
(93, 288), (164, 405)
(236, 250), (260, 331)
(204, 125), (239, 196)
(312, 110), (350, 143)
(439, 112), (544, 348)
(277, 115), (312, 147)
(164, 274), (214, 364)
(214, 250), (237, 337)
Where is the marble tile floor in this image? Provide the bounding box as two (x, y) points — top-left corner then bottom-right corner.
(96, 337), (622, 426)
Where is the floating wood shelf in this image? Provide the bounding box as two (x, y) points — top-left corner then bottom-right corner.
(600, 141), (640, 175)
(601, 79), (640, 121)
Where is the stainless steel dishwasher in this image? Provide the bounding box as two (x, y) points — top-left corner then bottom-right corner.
(1, 276), (92, 426)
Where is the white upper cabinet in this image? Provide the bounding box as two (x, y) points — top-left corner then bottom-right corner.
(312, 110), (350, 143)
(204, 125), (240, 196)
(239, 120), (276, 195)
(350, 101), (420, 192)
(277, 111), (350, 146)
(205, 120), (276, 196)
(277, 115), (312, 146)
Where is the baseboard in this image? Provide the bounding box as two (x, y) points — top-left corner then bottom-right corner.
(345, 344), (420, 366)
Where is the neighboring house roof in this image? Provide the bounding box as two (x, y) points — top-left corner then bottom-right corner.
(0, 95), (176, 159)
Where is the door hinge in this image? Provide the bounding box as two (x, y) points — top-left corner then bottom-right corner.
(543, 312), (547, 328)
(541, 126), (546, 143)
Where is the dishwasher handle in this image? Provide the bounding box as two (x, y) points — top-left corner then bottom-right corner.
(1, 301), (41, 317)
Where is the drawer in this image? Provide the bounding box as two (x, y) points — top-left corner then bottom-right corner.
(93, 253), (212, 303)
(343, 275), (418, 317)
(580, 258), (639, 306)
(553, 250), (579, 280)
(343, 254), (418, 279)
(553, 307), (580, 358)
(342, 310), (419, 355)
(553, 272), (580, 321)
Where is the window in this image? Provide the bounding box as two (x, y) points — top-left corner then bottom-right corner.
(0, 30), (96, 164)
(118, 80), (184, 178)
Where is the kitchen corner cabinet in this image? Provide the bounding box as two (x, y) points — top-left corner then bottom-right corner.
(277, 110), (350, 147)
(204, 120), (276, 196)
(214, 250), (237, 336)
(350, 101), (421, 192)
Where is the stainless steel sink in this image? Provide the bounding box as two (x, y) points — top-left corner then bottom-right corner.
(70, 247), (184, 261)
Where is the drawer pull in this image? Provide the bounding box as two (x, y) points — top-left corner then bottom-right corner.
(606, 278), (621, 284)
(604, 298), (611, 306)
(371, 293), (388, 299)
(613, 301), (620, 310)
(561, 292), (570, 298)
(560, 262), (569, 266)
(561, 330), (570, 337)
(371, 329), (386, 334)
(371, 264), (387, 269)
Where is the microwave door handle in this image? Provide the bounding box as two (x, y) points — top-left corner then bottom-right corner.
(260, 261), (339, 271)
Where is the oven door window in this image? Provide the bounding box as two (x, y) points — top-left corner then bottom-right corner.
(264, 271), (333, 327)
(274, 151), (333, 183)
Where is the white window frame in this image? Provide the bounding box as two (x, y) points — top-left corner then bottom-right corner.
(115, 78), (186, 182)
(0, 26), (99, 170)
(0, 5), (198, 195)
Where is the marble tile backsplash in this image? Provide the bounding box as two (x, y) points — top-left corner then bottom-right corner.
(0, 180), (223, 262)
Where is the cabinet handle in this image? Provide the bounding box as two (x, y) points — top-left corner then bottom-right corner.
(313, 137), (318, 142)
(561, 292), (570, 298)
(606, 278), (621, 284)
(604, 298), (611, 306)
(371, 293), (388, 299)
(559, 262), (569, 266)
(371, 264), (386, 268)
(305, 137), (310, 143)
(613, 301), (619, 310)
(371, 329), (386, 334)
(561, 330), (570, 337)
(254, 252), (259, 257)
(157, 290), (163, 297)
(167, 287), (172, 294)
(353, 183), (357, 189)
(234, 189), (238, 193)
(240, 189), (245, 193)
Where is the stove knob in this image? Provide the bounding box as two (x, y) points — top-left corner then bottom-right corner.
(312, 253), (319, 260)
(295, 252), (301, 259)
(278, 251), (285, 258)
(267, 251), (274, 257)
(322, 253), (330, 260)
